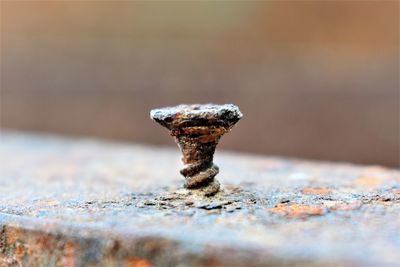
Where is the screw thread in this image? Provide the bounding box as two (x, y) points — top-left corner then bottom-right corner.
(181, 162), (220, 196)
(177, 137), (221, 196)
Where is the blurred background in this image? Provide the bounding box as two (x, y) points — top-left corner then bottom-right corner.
(1, 1), (399, 167)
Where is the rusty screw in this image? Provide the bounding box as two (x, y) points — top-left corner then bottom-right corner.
(150, 104), (243, 196)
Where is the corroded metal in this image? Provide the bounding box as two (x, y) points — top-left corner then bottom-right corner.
(150, 104), (243, 196)
(1, 133), (400, 267)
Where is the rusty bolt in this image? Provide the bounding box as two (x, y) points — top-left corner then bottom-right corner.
(150, 104), (243, 196)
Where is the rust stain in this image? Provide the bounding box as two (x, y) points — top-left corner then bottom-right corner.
(269, 204), (326, 219)
(355, 176), (388, 189)
(329, 201), (362, 211)
(355, 166), (391, 189)
(61, 241), (76, 267)
(125, 257), (152, 267)
(34, 235), (52, 251)
(5, 227), (20, 246)
(301, 188), (331, 195)
(14, 242), (27, 267)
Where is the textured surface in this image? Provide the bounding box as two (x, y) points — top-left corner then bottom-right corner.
(0, 132), (399, 267)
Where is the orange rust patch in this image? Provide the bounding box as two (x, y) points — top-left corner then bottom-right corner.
(355, 176), (388, 189)
(34, 235), (52, 251)
(269, 204), (326, 219)
(125, 257), (152, 267)
(61, 241), (76, 267)
(5, 227), (21, 246)
(301, 188), (331, 195)
(355, 166), (391, 190)
(14, 242), (27, 266)
(329, 201), (362, 211)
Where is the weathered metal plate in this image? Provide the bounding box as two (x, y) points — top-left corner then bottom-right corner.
(0, 133), (399, 267)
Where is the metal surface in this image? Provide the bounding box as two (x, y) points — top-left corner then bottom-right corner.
(150, 104), (242, 196)
(0, 132), (399, 267)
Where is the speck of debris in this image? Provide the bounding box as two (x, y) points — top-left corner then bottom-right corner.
(143, 200), (156, 206)
(197, 203), (222, 210)
(184, 201), (194, 206)
(226, 205), (242, 212)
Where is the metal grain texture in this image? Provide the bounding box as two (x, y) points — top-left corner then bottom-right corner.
(0, 132), (399, 267)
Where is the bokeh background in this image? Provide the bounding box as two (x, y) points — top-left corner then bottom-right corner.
(1, 1), (399, 167)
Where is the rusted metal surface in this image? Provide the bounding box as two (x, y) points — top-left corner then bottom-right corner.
(0, 132), (399, 267)
(150, 104), (242, 196)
